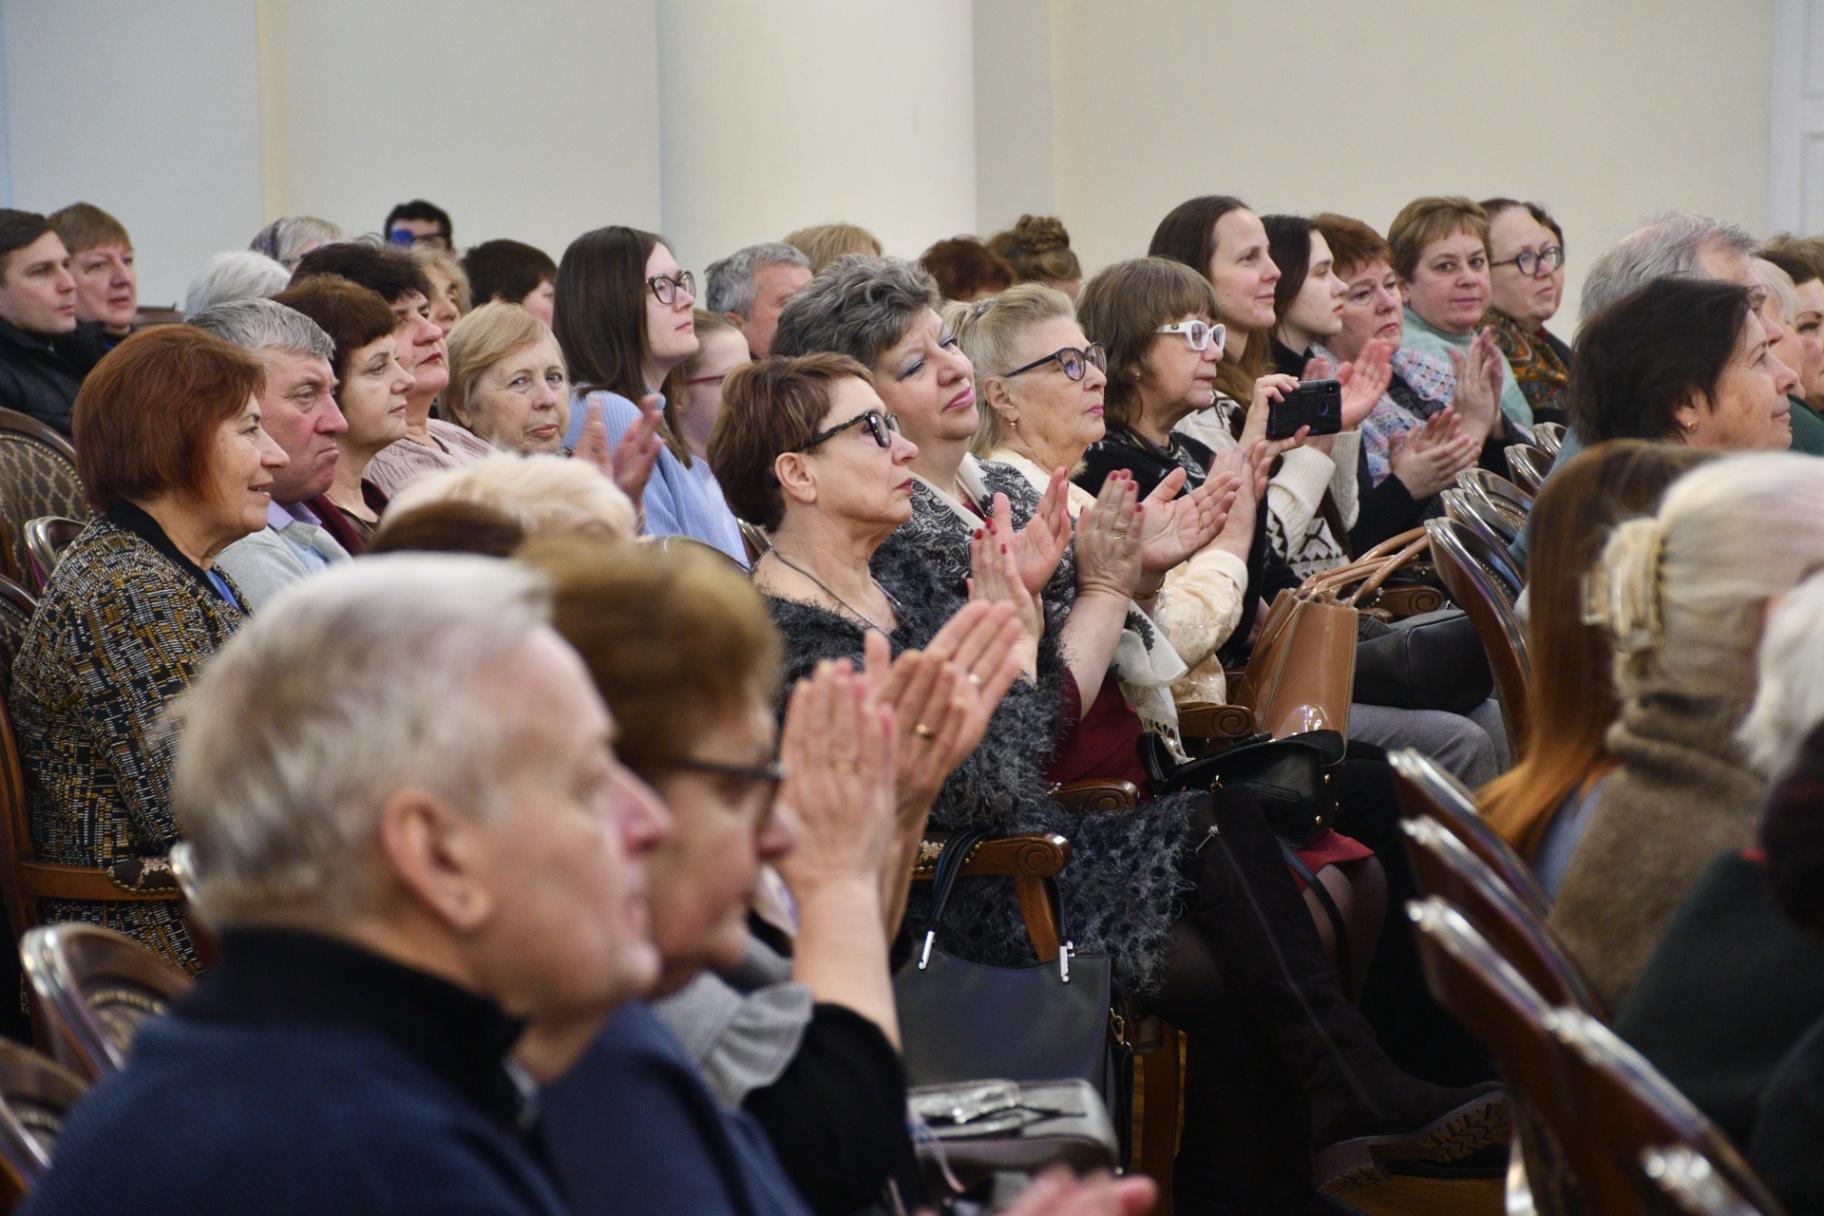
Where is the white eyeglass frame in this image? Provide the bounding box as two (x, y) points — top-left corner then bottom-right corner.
(1156, 319), (1226, 353)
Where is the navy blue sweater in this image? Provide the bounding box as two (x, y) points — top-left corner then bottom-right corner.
(20, 929), (571, 1216)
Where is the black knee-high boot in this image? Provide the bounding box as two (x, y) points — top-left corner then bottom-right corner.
(1180, 791), (1509, 1184)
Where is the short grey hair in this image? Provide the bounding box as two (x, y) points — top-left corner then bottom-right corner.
(171, 555), (553, 922)
(1740, 572), (1824, 777)
(183, 251), (292, 319)
(1753, 256), (1801, 323)
(705, 242), (810, 317)
(770, 254), (940, 368)
(250, 214), (345, 271)
(1580, 211), (1756, 318)
(189, 297), (334, 362)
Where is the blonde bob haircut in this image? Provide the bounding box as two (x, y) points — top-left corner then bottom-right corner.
(412, 245), (472, 313)
(1386, 196), (1490, 281)
(1588, 452), (1824, 707)
(445, 302), (564, 430)
(954, 283), (1077, 458)
(385, 452), (635, 542)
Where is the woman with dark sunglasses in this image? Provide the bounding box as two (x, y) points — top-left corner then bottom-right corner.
(553, 225), (748, 564)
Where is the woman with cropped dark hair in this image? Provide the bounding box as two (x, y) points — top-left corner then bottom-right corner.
(1572, 277), (1794, 450)
(14, 326), (286, 972)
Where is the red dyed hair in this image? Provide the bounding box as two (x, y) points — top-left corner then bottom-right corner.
(75, 325), (266, 510)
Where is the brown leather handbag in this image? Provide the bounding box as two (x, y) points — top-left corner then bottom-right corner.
(1233, 588), (1358, 740)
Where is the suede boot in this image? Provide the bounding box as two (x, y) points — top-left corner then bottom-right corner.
(1181, 791), (1509, 1184)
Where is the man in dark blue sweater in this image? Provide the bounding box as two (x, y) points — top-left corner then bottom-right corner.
(19, 556), (671, 1216)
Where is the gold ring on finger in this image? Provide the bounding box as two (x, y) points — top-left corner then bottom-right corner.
(913, 722), (936, 739)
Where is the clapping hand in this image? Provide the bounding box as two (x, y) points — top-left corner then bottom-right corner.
(995, 469), (1071, 595)
(772, 660), (896, 898)
(575, 393), (665, 504)
(1388, 408), (1481, 498)
(1134, 466), (1238, 587)
(1334, 338), (1394, 429)
(857, 603), (1023, 817)
(968, 510), (1044, 671)
(1448, 329), (1507, 441)
(1074, 470), (1144, 601)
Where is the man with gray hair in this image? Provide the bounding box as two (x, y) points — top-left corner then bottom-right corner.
(193, 298), (352, 609)
(1580, 210), (1770, 322)
(18, 556), (671, 1215)
(1514, 211), (1807, 563)
(705, 241), (812, 358)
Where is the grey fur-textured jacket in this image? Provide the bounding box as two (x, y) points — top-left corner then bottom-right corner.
(769, 462), (1198, 998)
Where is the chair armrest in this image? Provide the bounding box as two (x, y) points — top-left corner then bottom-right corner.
(911, 832), (1072, 880)
(909, 832), (1072, 963)
(17, 861), (183, 903)
(1048, 780), (1140, 813)
(1178, 702), (1256, 756)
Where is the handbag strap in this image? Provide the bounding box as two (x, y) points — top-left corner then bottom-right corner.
(916, 828), (1075, 970)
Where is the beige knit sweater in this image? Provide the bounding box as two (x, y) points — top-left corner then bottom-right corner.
(1547, 694), (1768, 1013)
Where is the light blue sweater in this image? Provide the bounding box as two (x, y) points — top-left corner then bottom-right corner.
(568, 388), (748, 566)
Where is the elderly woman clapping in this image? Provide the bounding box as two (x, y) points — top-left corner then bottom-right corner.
(525, 535), (1023, 1214)
(710, 354), (1504, 1210)
(13, 326), (286, 971)
(961, 283), (1250, 708)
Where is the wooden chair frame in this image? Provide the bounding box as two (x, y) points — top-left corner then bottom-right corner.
(0, 1037), (86, 1206)
(1387, 749), (1551, 919)
(1426, 518), (1531, 755)
(1532, 422), (1566, 458)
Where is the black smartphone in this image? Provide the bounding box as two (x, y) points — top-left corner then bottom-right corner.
(1267, 378), (1343, 440)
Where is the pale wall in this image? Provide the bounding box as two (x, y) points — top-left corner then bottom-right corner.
(0, 0), (1778, 326)
(1, 0), (264, 308)
(257, 0), (662, 281)
(1035, 0), (1772, 328)
(658, 0), (978, 268)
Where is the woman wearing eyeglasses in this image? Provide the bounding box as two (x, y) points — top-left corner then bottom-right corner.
(553, 225), (747, 564)
(771, 257), (1227, 792)
(710, 352), (1506, 1214)
(1481, 198), (1571, 424)
(962, 282), (1257, 709)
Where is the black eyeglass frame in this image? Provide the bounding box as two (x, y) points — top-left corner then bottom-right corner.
(1489, 246), (1565, 277)
(647, 270), (696, 305)
(1001, 343), (1108, 382)
(791, 409), (901, 452)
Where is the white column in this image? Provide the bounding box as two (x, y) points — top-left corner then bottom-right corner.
(656, 0), (978, 272)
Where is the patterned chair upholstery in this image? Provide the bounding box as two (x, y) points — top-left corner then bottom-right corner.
(0, 576), (35, 698)
(0, 1038), (87, 1206)
(20, 924), (193, 1080)
(0, 411), (85, 588)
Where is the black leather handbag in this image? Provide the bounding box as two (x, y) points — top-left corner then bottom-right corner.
(1353, 608), (1494, 715)
(1143, 730), (1345, 850)
(893, 829), (1128, 1135)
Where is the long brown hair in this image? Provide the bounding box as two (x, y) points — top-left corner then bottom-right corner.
(1148, 194), (1269, 414)
(1480, 441), (1712, 856)
(556, 224), (699, 464)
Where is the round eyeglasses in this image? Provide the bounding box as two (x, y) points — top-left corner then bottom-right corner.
(1002, 343), (1108, 382)
(1491, 246), (1564, 277)
(793, 409), (901, 452)
(647, 270), (696, 305)
(1157, 319), (1225, 352)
